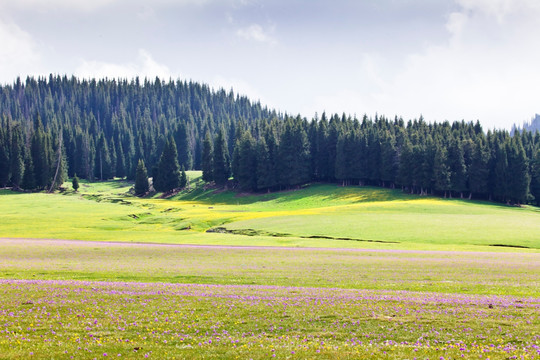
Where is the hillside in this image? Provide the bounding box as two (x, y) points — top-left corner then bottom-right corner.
(1, 176), (539, 249)
(0, 76), (539, 205)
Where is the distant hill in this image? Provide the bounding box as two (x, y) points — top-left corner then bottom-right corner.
(512, 114), (540, 134)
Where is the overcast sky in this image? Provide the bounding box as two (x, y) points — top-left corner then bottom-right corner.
(0, 0), (538, 129)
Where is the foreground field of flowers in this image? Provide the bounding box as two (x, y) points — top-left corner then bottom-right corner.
(1, 278), (539, 359)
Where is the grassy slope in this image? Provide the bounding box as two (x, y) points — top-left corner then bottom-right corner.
(1, 173), (539, 249)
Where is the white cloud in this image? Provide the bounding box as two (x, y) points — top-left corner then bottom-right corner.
(347, 0), (540, 129)
(236, 24), (277, 45)
(0, 0), (117, 12)
(75, 49), (175, 80)
(0, 19), (42, 84)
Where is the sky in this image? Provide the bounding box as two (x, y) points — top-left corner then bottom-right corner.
(0, 0), (539, 130)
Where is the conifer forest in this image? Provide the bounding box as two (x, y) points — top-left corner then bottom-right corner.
(0, 75), (539, 205)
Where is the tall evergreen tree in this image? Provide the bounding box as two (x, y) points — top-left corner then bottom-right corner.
(31, 121), (52, 189)
(256, 137), (275, 191)
(448, 138), (467, 197)
(212, 128), (230, 186)
(21, 150), (36, 191)
(134, 159), (149, 195)
(234, 131), (257, 191)
(9, 124), (24, 189)
(493, 140), (509, 203)
(201, 131), (213, 182)
(507, 136), (530, 205)
(530, 147), (540, 205)
(468, 137), (489, 199)
(154, 138), (182, 192)
(278, 117), (310, 188)
(434, 146), (451, 197)
(0, 127), (10, 187)
(175, 122), (193, 170)
(94, 133), (112, 180)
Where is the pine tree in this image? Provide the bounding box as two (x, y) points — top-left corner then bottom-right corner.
(180, 166), (187, 189)
(94, 133), (112, 180)
(201, 131), (213, 182)
(278, 117), (310, 188)
(468, 137), (489, 199)
(256, 137), (274, 191)
(31, 121), (52, 190)
(0, 128), (10, 187)
(434, 146), (451, 197)
(154, 138), (182, 192)
(448, 138), (467, 197)
(507, 136), (530, 205)
(493, 140), (509, 203)
(72, 174), (80, 192)
(21, 150), (36, 191)
(213, 128), (230, 186)
(134, 159), (149, 195)
(335, 133), (348, 185)
(9, 124), (24, 189)
(530, 147), (540, 205)
(175, 122), (193, 170)
(234, 131), (257, 191)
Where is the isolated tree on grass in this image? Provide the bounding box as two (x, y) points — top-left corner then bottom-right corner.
(134, 159), (149, 195)
(72, 173), (80, 192)
(154, 138), (181, 192)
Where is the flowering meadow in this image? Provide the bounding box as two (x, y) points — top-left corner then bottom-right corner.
(1, 239), (539, 359)
(1, 279), (539, 360)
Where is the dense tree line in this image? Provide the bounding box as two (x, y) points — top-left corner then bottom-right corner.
(0, 75), (274, 190)
(0, 76), (539, 205)
(209, 113), (538, 205)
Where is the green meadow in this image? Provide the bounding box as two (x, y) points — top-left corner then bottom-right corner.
(1, 172), (539, 250)
(1, 174), (540, 359)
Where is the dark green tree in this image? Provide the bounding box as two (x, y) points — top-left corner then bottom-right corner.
(233, 131), (257, 191)
(134, 159), (149, 195)
(0, 127), (9, 187)
(448, 138), (467, 197)
(468, 137), (489, 199)
(213, 128), (230, 186)
(201, 131), (213, 182)
(434, 146), (451, 197)
(94, 133), (112, 180)
(180, 166), (187, 189)
(278, 117), (310, 188)
(256, 137), (275, 191)
(9, 124), (25, 189)
(154, 138), (182, 192)
(72, 174), (80, 192)
(175, 122), (193, 170)
(21, 150), (36, 191)
(31, 120), (52, 189)
(507, 136), (530, 205)
(530, 147), (540, 205)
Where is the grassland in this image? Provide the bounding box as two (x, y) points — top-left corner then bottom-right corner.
(0, 239), (539, 359)
(1, 173), (539, 249)
(0, 176), (539, 359)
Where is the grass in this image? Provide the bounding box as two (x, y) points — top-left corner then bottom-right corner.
(0, 178), (539, 359)
(0, 240), (539, 359)
(0, 175), (539, 249)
